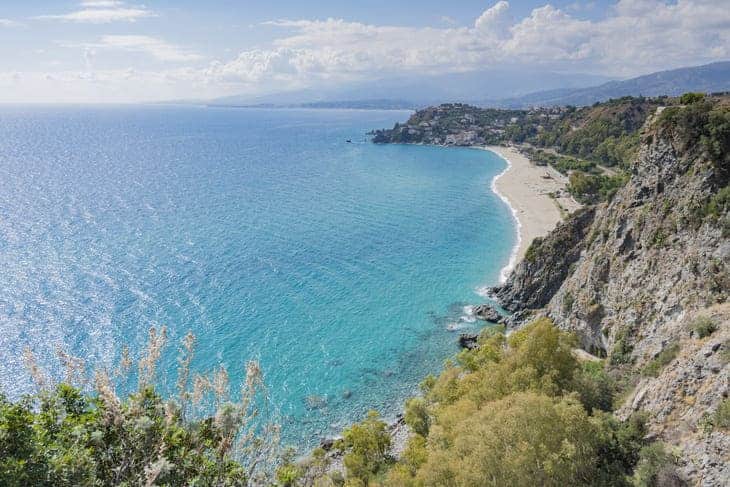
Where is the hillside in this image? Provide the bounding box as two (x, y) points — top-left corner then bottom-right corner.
(493, 97), (730, 484)
(497, 61), (730, 108)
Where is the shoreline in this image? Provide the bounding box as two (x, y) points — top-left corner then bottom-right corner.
(480, 145), (580, 282)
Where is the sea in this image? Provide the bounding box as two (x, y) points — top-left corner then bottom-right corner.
(0, 105), (515, 448)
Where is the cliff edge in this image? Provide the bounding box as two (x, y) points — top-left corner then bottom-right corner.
(493, 98), (729, 485)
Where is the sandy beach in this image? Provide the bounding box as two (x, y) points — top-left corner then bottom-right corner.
(484, 145), (581, 280)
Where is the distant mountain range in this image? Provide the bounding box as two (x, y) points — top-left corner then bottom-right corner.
(201, 61), (730, 110)
(205, 68), (613, 109)
(494, 61), (730, 108)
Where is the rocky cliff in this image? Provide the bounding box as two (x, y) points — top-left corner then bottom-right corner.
(493, 99), (729, 485)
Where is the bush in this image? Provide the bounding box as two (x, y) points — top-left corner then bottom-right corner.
(416, 392), (602, 487)
(642, 343), (680, 377)
(691, 316), (718, 338)
(705, 186), (730, 219)
(573, 361), (616, 413)
(0, 331), (279, 487)
(679, 92), (705, 105)
(714, 399), (730, 430)
(338, 411), (391, 483)
(365, 319), (659, 487)
(404, 397), (430, 437)
(568, 171), (628, 204)
(610, 328), (635, 366)
(630, 443), (683, 487)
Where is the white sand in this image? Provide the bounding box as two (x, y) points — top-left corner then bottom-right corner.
(483, 145), (581, 281)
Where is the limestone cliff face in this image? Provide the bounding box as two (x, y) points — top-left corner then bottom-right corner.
(546, 120), (728, 356)
(493, 108), (729, 485)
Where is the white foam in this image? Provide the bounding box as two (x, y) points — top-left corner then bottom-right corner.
(485, 147), (521, 284)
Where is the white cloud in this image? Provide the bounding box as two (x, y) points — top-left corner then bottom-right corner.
(81, 1), (124, 6)
(207, 0), (730, 90)
(474, 0), (510, 34)
(0, 18), (24, 27)
(97, 35), (202, 62)
(8, 0), (730, 102)
(59, 36), (203, 63)
(37, 1), (154, 23)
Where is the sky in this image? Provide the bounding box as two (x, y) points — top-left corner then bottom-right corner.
(0, 0), (728, 103)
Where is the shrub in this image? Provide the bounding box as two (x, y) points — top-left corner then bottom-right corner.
(416, 392), (602, 487)
(691, 316), (717, 338)
(630, 443), (682, 487)
(642, 343), (680, 377)
(524, 238), (542, 263)
(573, 360), (616, 413)
(404, 397), (430, 437)
(338, 411), (391, 483)
(705, 186), (730, 219)
(0, 331), (279, 487)
(714, 399), (730, 431)
(374, 319), (658, 486)
(610, 328), (634, 366)
(679, 92), (705, 105)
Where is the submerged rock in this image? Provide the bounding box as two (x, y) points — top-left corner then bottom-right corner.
(304, 395), (328, 410)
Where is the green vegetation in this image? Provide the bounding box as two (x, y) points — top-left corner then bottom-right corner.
(403, 398), (429, 437)
(532, 97), (657, 168)
(568, 171), (628, 204)
(0, 330), (281, 486)
(316, 319), (671, 486)
(713, 399), (730, 430)
(522, 148), (599, 174)
(678, 92), (706, 105)
(524, 237), (542, 263)
(641, 343), (680, 377)
(691, 316), (718, 338)
(657, 99), (730, 168)
(610, 327), (635, 366)
(335, 411), (392, 485)
(630, 443), (682, 487)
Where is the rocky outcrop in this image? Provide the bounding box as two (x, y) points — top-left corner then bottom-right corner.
(472, 304), (502, 322)
(492, 206), (595, 312)
(615, 305), (729, 487)
(458, 333), (479, 350)
(545, 121), (728, 356)
(493, 104), (729, 485)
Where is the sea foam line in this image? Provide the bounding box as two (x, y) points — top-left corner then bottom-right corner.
(482, 147), (522, 285)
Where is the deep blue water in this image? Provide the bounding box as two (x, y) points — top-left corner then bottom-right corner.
(0, 105), (514, 447)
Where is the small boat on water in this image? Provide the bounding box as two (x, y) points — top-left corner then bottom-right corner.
(346, 139), (352, 143)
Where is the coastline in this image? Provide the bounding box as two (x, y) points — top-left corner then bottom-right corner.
(481, 145), (580, 282)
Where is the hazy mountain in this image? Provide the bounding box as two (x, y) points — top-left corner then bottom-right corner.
(207, 68), (613, 109)
(494, 61), (730, 108)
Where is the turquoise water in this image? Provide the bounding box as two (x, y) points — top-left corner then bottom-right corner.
(0, 106), (514, 447)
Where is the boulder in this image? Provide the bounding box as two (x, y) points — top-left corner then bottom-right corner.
(472, 304), (502, 323)
(458, 333), (479, 350)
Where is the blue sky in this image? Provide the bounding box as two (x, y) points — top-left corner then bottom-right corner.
(0, 1), (727, 102)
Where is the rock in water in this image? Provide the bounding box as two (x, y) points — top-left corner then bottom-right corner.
(472, 304), (502, 323)
(458, 333), (479, 350)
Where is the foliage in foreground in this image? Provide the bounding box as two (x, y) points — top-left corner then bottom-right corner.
(319, 319), (680, 487)
(0, 329), (280, 486)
